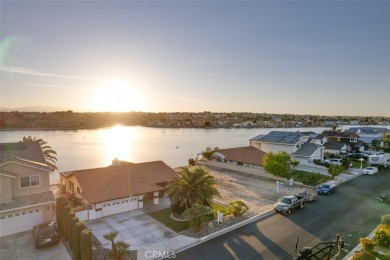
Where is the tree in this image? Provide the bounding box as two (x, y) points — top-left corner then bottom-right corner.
(263, 151), (291, 177)
(20, 136), (58, 171)
(290, 160), (300, 171)
(328, 164), (345, 179)
(165, 167), (221, 213)
(201, 146), (214, 160)
(103, 230), (130, 260)
(183, 204), (209, 232)
(103, 230), (119, 257)
(228, 200), (249, 217)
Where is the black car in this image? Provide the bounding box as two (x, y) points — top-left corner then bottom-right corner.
(348, 153), (369, 160)
(32, 222), (60, 249)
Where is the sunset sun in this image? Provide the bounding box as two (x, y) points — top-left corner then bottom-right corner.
(92, 80), (145, 112)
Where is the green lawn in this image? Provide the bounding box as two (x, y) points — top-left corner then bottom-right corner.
(285, 170), (332, 186)
(350, 161), (369, 169)
(148, 203), (229, 233)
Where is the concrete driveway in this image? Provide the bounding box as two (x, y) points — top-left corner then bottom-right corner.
(86, 209), (197, 260)
(0, 230), (71, 260)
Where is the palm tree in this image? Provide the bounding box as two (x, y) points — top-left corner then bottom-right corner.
(165, 167), (221, 212)
(103, 230), (119, 257)
(21, 136), (58, 171)
(115, 240), (131, 260)
(183, 204), (209, 232)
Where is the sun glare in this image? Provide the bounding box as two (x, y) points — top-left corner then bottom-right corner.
(92, 80), (145, 112)
(100, 125), (135, 163)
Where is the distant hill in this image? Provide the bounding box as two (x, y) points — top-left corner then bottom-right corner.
(0, 106), (68, 112)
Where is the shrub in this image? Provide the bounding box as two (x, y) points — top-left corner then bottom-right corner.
(71, 217), (79, 252)
(74, 222), (86, 259)
(66, 213), (75, 249)
(188, 158), (196, 166)
(55, 197), (66, 231)
(63, 206), (71, 241)
(170, 201), (186, 215)
(228, 200), (249, 217)
(374, 224), (390, 247)
(351, 250), (376, 260)
(381, 214), (390, 226)
(80, 229), (93, 260)
(359, 238), (376, 253)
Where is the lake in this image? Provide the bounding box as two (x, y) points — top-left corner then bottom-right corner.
(0, 125), (335, 181)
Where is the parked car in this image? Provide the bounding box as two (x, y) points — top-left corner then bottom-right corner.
(377, 194), (390, 204)
(363, 166), (378, 175)
(323, 159), (342, 166)
(32, 222), (59, 249)
(316, 183), (337, 195)
(274, 195), (305, 215)
(348, 153), (369, 160)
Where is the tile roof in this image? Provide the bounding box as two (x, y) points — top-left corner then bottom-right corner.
(293, 143), (322, 157)
(0, 142), (49, 170)
(215, 146), (266, 166)
(324, 142), (346, 150)
(62, 161), (178, 204)
(0, 191), (54, 212)
(249, 131), (304, 144)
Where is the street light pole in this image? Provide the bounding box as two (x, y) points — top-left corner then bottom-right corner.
(359, 158), (364, 169)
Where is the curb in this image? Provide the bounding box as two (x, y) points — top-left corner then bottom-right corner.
(174, 210), (275, 255)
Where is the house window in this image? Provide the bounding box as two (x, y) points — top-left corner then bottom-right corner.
(77, 187), (81, 194)
(20, 175), (40, 188)
(69, 181), (74, 192)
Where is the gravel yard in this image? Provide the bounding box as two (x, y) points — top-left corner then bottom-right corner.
(205, 166), (311, 216)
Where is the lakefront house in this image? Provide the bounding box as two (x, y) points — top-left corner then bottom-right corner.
(59, 159), (178, 221)
(0, 142), (55, 237)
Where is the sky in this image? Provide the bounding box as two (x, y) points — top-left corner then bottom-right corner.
(0, 1), (389, 116)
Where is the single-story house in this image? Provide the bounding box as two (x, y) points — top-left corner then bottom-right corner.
(0, 142), (54, 237)
(212, 146), (267, 168)
(291, 143), (324, 165)
(60, 159), (178, 221)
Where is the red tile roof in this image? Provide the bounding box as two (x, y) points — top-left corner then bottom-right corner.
(61, 161), (178, 204)
(215, 146), (266, 166)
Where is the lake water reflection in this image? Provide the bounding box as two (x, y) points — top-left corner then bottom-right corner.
(0, 126), (330, 181)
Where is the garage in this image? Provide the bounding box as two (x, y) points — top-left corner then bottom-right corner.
(0, 208), (43, 237)
(101, 197), (138, 217)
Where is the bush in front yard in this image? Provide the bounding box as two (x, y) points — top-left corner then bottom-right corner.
(360, 238), (376, 253)
(228, 200), (249, 217)
(374, 224), (390, 247)
(381, 214), (390, 226)
(352, 250), (376, 260)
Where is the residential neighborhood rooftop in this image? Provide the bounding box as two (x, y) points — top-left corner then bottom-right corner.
(215, 146), (266, 166)
(61, 161), (178, 204)
(250, 131), (306, 144)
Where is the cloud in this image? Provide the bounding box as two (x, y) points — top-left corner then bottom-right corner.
(22, 83), (81, 89)
(0, 66), (104, 81)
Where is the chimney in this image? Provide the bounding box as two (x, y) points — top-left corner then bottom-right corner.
(112, 158), (120, 166)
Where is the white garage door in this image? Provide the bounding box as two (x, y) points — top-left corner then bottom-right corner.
(0, 208), (43, 237)
(102, 197), (138, 217)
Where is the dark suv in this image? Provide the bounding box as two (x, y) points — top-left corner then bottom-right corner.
(32, 222), (60, 249)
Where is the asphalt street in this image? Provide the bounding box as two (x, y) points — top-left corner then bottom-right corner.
(176, 171), (390, 260)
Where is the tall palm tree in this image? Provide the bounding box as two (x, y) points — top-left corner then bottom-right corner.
(165, 167), (221, 211)
(20, 136), (58, 171)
